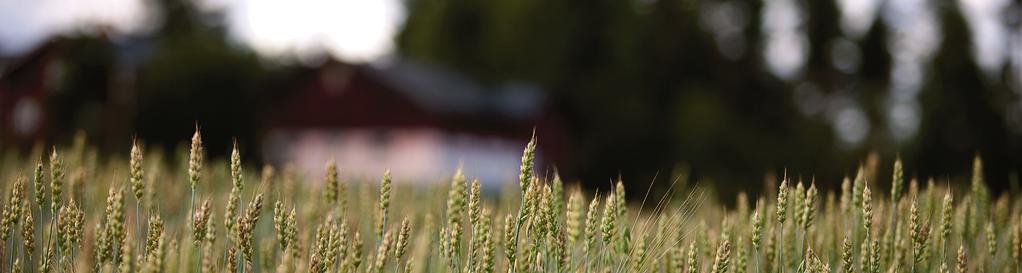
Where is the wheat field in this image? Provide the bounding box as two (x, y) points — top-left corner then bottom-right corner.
(0, 130), (1014, 273)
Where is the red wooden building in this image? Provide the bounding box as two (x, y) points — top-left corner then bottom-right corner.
(262, 59), (571, 186)
(0, 40), (64, 147)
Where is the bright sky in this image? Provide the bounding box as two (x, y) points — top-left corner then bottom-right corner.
(0, 0), (405, 62)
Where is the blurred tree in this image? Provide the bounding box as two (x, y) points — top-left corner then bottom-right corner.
(53, 36), (117, 142)
(134, 0), (269, 161)
(397, 0), (1022, 196)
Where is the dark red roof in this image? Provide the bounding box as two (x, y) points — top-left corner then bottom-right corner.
(266, 61), (443, 129)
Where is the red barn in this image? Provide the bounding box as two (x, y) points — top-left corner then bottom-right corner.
(0, 39), (64, 147)
(262, 59), (571, 186)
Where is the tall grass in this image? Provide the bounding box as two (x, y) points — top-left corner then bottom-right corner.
(0, 133), (1016, 273)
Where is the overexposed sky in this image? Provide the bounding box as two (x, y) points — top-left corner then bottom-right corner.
(0, 0), (404, 62)
(224, 0), (403, 62)
(0, 0), (150, 51)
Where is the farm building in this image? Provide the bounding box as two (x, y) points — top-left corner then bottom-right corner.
(261, 58), (571, 186)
